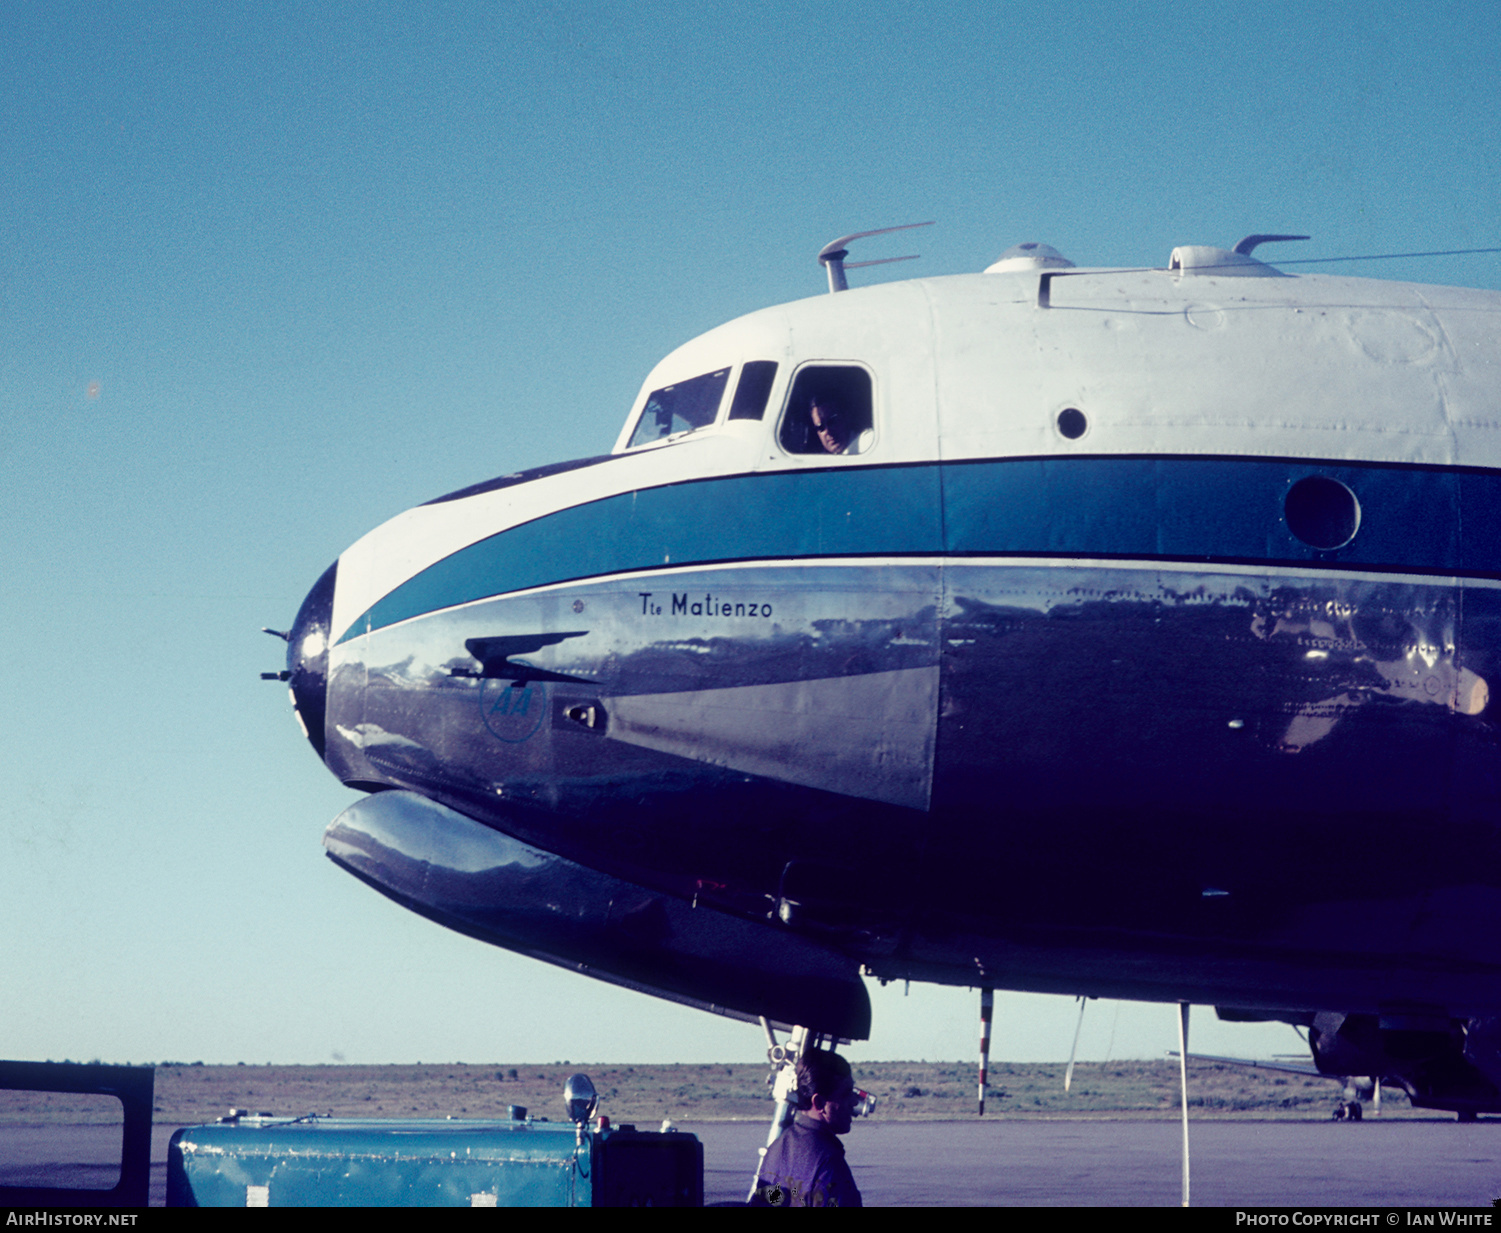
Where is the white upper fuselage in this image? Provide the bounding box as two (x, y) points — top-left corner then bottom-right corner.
(330, 253), (1501, 644)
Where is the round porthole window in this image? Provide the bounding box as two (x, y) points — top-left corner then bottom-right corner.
(1057, 407), (1087, 439)
(1284, 476), (1360, 550)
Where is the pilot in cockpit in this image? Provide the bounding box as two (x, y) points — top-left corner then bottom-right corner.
(778, 366), (875, 457)
(808, 394), (872, 456)
(810, 396), (851, 454)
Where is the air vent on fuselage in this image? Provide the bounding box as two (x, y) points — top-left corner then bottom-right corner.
(984, 242), (1075, 273)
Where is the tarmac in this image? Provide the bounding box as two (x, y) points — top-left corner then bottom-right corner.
(698, 1117), (1501, 1206)
(4, 1116), (1501, 1207)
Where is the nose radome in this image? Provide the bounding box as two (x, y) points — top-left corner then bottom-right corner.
(287, 560), (337, 760)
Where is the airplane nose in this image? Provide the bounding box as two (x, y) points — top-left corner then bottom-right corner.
(286, 560), (337, 760)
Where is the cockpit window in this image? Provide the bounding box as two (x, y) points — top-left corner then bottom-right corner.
(779, 366), (874, 456)
(728, 361), (779, 421)
(627, 367), (730, 449)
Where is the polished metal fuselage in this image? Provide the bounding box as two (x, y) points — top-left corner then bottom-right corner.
(293, 260), (1501, 1026)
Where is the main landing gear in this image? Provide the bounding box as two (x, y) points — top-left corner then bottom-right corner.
(748, 1022), (816, 1202)
(749, 1020), (876, 1202)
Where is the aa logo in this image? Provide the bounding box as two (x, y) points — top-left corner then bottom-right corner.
(480, 671), (548, 743)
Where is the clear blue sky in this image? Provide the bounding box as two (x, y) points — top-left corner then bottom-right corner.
(4, 0), (1499, 1068)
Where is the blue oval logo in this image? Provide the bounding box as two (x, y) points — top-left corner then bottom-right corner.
(480, 669), (548, 743)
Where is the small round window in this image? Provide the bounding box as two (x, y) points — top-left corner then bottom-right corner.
(1285, 476), (1360, 550)
(1056, 407), (1088, 439)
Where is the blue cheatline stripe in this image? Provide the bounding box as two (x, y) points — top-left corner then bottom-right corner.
(336, 456), (1501, 644)
(338, 465), (943, 643)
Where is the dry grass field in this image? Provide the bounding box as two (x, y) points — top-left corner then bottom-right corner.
(0, 1059), (1425, 1127)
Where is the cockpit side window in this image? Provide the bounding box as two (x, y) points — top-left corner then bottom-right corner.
(626, 367), (730, 449)
(778, 366), (874, 457)
(728, 361), (779, 421)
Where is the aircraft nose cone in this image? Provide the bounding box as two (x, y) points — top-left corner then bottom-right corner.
(287, 560), (337, 760)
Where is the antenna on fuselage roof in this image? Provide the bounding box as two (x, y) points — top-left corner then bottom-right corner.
(1232, 233), (1310, 255)
(818, 221), (935, 293)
